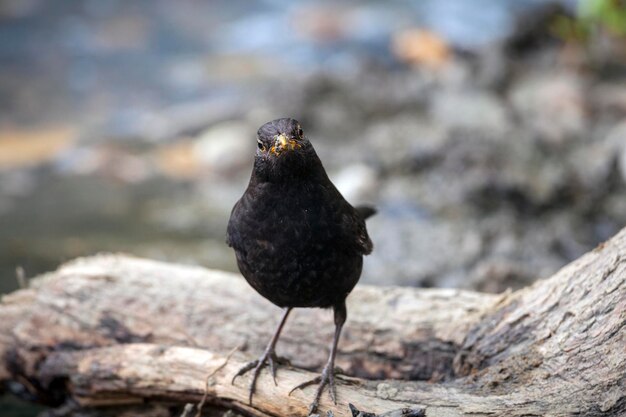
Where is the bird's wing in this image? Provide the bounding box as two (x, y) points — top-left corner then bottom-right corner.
(355, 205), (377, 220)
(353, 210), (374, 255)
(339, 206), (373, 255)
(226, 198), (243, 248)
(324, 184), (374, 256)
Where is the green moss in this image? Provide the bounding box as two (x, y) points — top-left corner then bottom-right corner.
(553, 0), (626, 42)
(580, 0), (626, 36)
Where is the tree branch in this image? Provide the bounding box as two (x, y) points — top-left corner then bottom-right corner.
(1, 228), (624, 416)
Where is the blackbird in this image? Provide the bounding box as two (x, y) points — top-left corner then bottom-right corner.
(227, 118), (374, 414)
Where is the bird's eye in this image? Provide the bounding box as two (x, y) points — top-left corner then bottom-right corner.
(297, 128), (303, 137)
(257, 140), (266, 151)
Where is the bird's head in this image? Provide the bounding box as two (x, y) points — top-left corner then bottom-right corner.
(256, 118), (307, 156)
(253, 118), (322, 181)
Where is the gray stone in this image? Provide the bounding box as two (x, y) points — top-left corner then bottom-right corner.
(193, 121), (253, 173)
(509, 72), (588, 146)
(603, 122), (626, 183)
(430, 89), (510, 134)
(331, 163), (378, 204)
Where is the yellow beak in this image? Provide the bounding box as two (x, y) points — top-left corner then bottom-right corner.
(271, 133), (300, 155)
(276, 133), (289, 149)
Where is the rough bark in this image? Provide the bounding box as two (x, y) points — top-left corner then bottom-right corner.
(0, 228), (624, 416)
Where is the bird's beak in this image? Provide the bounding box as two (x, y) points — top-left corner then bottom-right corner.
(270, 133), (300, 155)
(277, 134), (289, 149)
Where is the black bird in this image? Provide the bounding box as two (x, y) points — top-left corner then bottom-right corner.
(227, 118), (374, 413)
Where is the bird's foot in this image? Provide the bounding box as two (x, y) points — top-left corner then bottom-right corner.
(289, 364), (343, 415)
(231, 350), (290, 404)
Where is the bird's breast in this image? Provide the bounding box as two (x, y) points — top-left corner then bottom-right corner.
(227, 180), (364, 308)
(231, 182), (339, 256)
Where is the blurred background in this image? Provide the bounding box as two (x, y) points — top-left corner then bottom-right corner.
(1, 0), (626, 412)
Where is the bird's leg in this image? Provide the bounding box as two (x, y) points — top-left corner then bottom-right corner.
(289, 302), (347, 415)
(232, 307), (292, 404)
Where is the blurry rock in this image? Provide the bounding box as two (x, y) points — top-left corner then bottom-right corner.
(364, 116), (448, 172)
(155, 121), (253, 179)
(143, 194), (232, 240)
(93, 14), (150, 52)
(155, 139), (202, 180)
(604, 121), (626, 183)
(468, 258), (535, 293)
(509, 72), (587, 146)
(363, 215), (482, 288)
(618, 145), (626, 185)
(308, 97), (359, 137)
(0, 170), (36, 198)
(196, 174), (249, 218)
(475, 46), (509, 89)
(0, 0), (42, 18)
(135, 238), (237, 273)
(103, 152), (151, 184)
(591, 83), (626, 117)
(0, 127), (75, 170)
(504, 2), (566, 55)
(54, 146), (102, 175)
(57, 144), (151, 183)
(431, 58), (474, 89)
(107, 98), (243, 144)
(568, 142), (615, 188)
(427, 131), (572, 211)
(292, 5), (349, 43)
(331, 163), (378, 203)
(354, 70), (432, 112)
(430, 90), (510, 134)
(392, 29), (451, 69)
(299, 69), (433, 138)
(193, 121), (252, 173)
(526, 160), (570, 205)
(605, 194), (626, 224)
(165, 58), (210, 92)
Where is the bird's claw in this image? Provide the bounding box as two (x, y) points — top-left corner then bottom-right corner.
(289, 375), (322, 395)
(288, 363), (340, 415)
(231, 360), (257, 384)
(231, 351), (289, 404)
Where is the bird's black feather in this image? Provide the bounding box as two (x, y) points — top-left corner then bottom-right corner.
(227, 118), (373, 308)
(355, 205), (377, 220)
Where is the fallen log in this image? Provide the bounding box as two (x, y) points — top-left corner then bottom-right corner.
(0, 227), (624, 416)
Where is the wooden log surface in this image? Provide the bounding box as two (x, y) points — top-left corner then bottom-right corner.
(0, 227), (624, 416)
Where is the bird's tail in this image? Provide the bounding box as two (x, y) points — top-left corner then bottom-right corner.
(355, 205), (377, 220)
